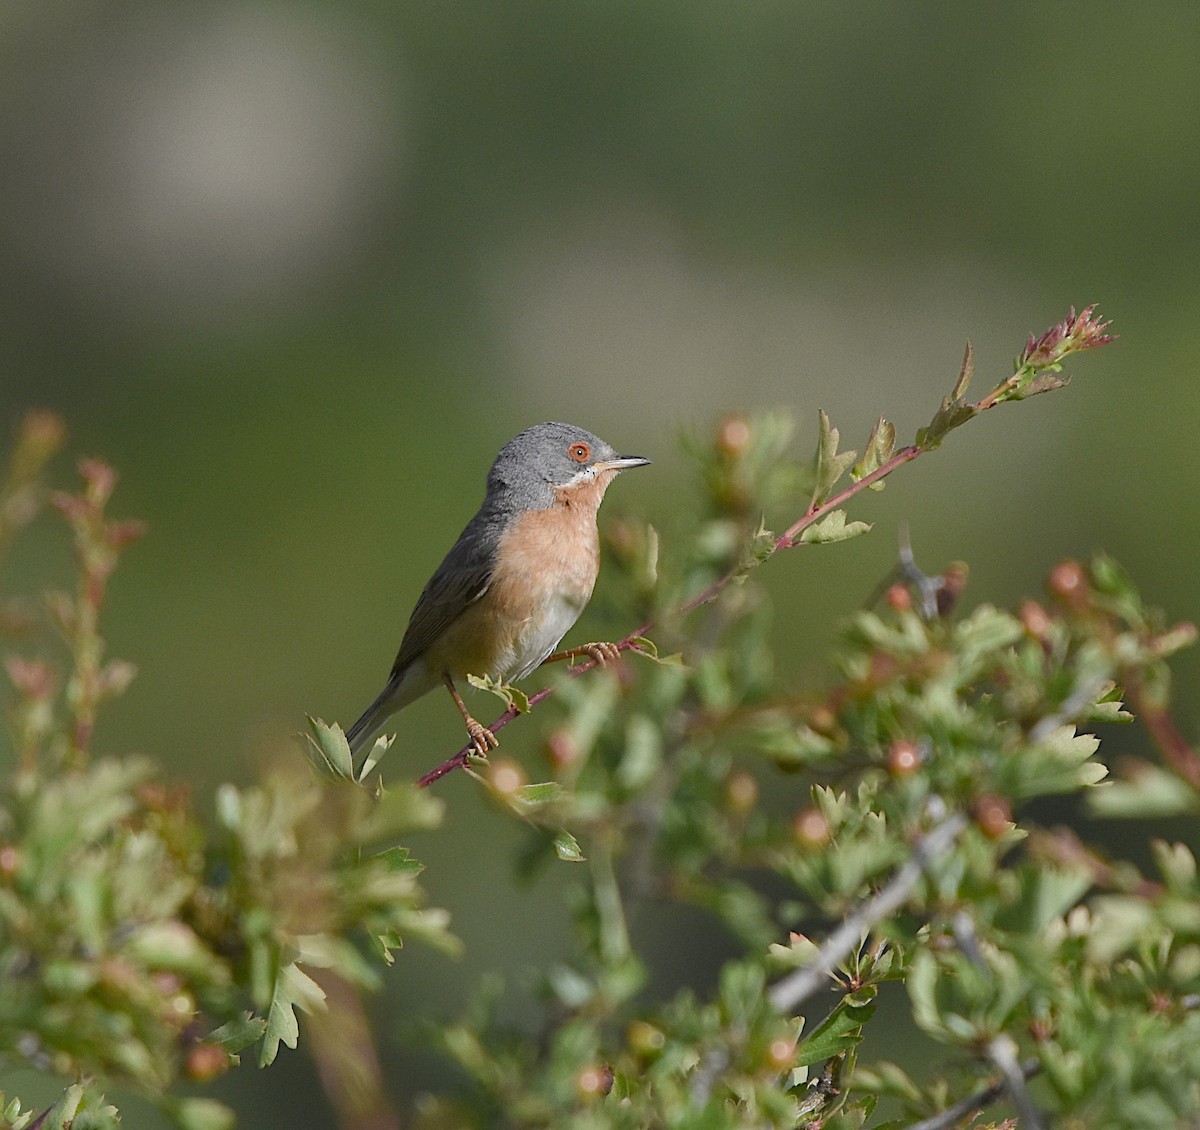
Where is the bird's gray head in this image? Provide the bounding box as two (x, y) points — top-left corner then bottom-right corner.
(485, 422), (650, 510)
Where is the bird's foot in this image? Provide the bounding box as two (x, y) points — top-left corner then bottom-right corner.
(577, 640), (622, 667)
(544, 640), (623, 668)
(466, 717), (500, 757)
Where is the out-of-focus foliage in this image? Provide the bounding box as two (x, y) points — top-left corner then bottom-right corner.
(4, 311), (1200, 1127)
(0, 414), (455, 1128)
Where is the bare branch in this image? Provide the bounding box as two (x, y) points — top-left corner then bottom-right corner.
(767, 810), (968, 1014)
(904, 1058), (1042, 1130)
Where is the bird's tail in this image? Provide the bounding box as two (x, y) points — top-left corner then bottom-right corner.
(345, 679), (399, 758)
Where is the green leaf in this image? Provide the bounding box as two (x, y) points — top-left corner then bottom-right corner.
(1152, 839), (1197, 890)
(618, 714), (662, 790)
(0, 1092), (35, 1130)
(719, 960), (767, 1026)
(375, 845), (424, 876)
(552, 830), (586, 862)
(796, 996), (876, 1066)
(302, 716), (354, 780)
(798, 509), (872, 545)
(628, 634), (657, 659)
(915, 354), (979, 451)
(850, 417), (896, 488)
(160, 1098), (236, 1130)
(810, 410), (858, 506)
(467, 673), (530, 714)
(259, 962), (326, 1067)
(25, 1085), (119, 1130)
(208, 1013), (268, 1054)
(745, 518), (779, 565)
(514, 781), (565, 809)
(355, 732), (394, 781)
(951, 340), (974, 400)
(628, 635), (686, 666)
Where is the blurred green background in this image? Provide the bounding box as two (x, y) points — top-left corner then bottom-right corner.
(2, 2), (1198, 1124)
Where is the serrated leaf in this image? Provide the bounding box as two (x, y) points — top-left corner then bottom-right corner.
(259, 963), (326, 1067)
(796, 996), (876, 1066)
(356, 732), (394, 781)
(746, 518), (779, 564)
(467, 673), (530, 714)
(373, 929), (404, 965)
(798, 510), (872, 545)
(375, 845), (424, 876)
(915, 357), (980, 451)
(1088, 764), (1200, 818)
(208, 1013), (268, 1053)
(810, 410), (858, 506)
(303, 716), (354, 780)
(1036, 724), (1100, 765)
(850, 417), (896, 488)
(552, 830), (586, 862)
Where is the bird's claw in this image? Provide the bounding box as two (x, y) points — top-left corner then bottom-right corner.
(579, 641), (622, 667)
(466, 718), (500, 757)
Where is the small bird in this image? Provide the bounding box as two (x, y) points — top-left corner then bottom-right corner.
(345, 422), (651, 763)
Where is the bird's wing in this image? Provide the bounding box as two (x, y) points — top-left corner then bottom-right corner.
(389, 522), (496, 677)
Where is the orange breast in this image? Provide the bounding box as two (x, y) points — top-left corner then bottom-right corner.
(423, 483), (609, 683)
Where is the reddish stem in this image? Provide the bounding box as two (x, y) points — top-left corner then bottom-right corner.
(415, 445), (925, 787)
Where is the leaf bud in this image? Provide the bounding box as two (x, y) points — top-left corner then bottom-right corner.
(576, 1063), (614, 1099)
(887, 740), (921, 777)
(1047, 560), (1088, 605)
(716, 414), (751, 459)
(972, 794), (1012, 839)
(544, 729), (579, 769)
(488, 759), (527, 798)
(186, 1042), (232, 1082)
(1019, 599), (1052, 639)
(627, 1020), (666, 1057)
(764, 1036), (797, 1071)
(792, 807), (831, 848)
(724, 770), (758, 815)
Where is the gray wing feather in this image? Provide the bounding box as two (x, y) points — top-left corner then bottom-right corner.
(389, 514), (499, 677)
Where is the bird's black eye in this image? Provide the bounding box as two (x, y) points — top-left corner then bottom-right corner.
(568, 442), (591, 463)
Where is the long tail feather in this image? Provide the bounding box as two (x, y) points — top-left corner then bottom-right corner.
(345, 680), (398, 758)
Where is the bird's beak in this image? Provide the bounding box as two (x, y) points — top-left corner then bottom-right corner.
(595, 455), (652, 473)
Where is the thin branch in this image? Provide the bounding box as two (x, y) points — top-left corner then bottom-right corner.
(416, 443), (929, 788)
(949, 910), (1046, 1130)
(766, 810), (968, 1014)
(1124, 672), (1200, 791)
(904, 1058), (1042, 1130)
(413, 310), (1114, 787)
(986, 1034), (1045, 1130)
(777, 444), (920, 548)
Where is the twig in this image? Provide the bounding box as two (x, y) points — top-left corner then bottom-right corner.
(777, 445), (920, 548)
(986, 1034), (1045, 1130)
(766, 810), (968, 1014)
(949, 910), (1046, 1130)
(904, 1058), (1042, 1130)
(1124, 671), (1200, 791)
(416, 444), (930, 788)
(414, 309), (1114, 787)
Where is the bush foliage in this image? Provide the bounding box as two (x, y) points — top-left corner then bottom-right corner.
(4, 308), (1199, 1129)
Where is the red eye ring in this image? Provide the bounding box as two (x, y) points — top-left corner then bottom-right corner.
(568, 442), (591, 463)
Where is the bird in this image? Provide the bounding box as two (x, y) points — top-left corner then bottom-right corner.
(344, 421), (651, 764)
